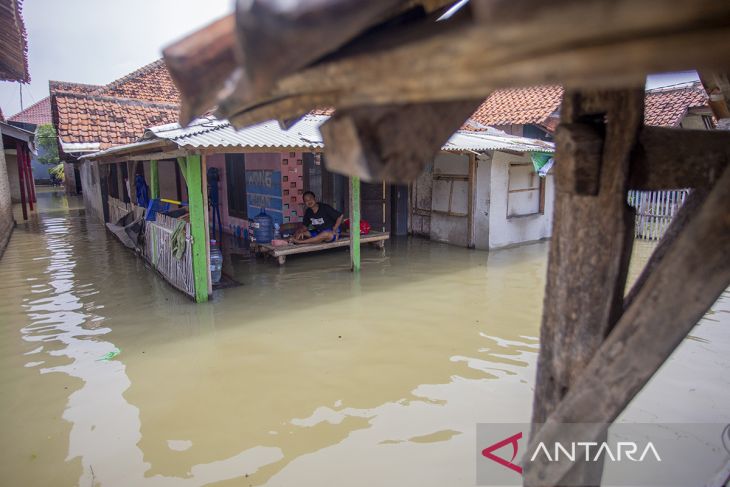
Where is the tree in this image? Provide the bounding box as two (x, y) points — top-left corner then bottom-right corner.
(35, 124), (60, 164)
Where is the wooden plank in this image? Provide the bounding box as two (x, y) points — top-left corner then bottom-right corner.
(185, 154), (209, 303)
(350, 176), (361, 271)
(524, 165), (730, 487)
(150, 160), (159, 199)
(319, 100), (481, 183)
(528, 89), (643, 486)
(14, 141), (28, 220)
(700, 71), (730, 129)
(629, 127), (730, 190)
(255, 232), (389, 257)
(202, 1), (730, 129)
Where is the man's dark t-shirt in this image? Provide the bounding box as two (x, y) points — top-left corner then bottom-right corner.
(304, 203), (342, 231)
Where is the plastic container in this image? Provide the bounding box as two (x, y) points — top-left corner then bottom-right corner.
(252, 210), (274, 244)
(210, 239), (223, 285)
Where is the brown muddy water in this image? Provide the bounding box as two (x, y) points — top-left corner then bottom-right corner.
(1, 188), (728, 487)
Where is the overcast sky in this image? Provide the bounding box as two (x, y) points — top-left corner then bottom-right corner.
(1, 0), (700, 118)
(0, 0), (232, 116)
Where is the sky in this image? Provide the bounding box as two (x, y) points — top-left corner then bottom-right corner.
(1, 0), (701, 118)
(0, 0), (232, 116)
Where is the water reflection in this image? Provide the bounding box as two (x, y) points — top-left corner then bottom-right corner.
(0, 189), (728, 487)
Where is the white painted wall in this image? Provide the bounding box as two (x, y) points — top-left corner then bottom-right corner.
(5, 152), (21, 202)
(487, 151), (554, 249)
(473, 153), (492, 250)
(429, 152), (470, 247)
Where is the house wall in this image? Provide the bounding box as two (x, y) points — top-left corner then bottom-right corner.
(79, 160), (105, 223)
(6, 152), (21, 202)
(429, 152), (471, 247)
(0, 140), (14, 256)
(63, 161), (78, 195)
(473, 153), (492, 250)
(205, 151), (309, 236)
(487, 151), (555, 249)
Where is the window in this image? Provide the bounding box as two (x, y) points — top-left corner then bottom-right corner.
(507, 163), (545, 218)
(108, 164), (119, 199)
(226, 154), (247, 219)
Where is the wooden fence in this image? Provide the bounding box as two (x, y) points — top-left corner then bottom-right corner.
(627, 189), (689, 240)
(106, 197), (196, 299)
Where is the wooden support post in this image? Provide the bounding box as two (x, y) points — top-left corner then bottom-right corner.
(15, 141), (28, 220)
(150, 160), (159, 199)
(24, 146), (36, 205)
(201, 155), (212, 296)
(527, 89), (644, 486)
(185, 154), (209, 303)
(22, 145), (34, 211)
(320, 100), (481, 183)
(350, 176), (361, 272)
(524, 165), (730, 487)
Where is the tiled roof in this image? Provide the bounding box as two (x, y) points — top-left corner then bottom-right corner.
(8, 96), (52, 125)
(50, 59), (182, 154)
(644, 83), (709, 127)
(0, 0), (29, 82)
(470, 86), (564, 127)
(49, 80), (103, 95)
(95, 59), (179, 104)
(54, 92), (178, 149)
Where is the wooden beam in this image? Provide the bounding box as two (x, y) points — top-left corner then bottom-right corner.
(523, 164), (730, 486)
(150, 160), (159, 199)
(629, 127), (730, 190)
(320, 100), (481, 183)
(205, 0), (730, 129)
(700, 71), (730, 129)
(15, 141), (28, 220)
(350, 176), (361, 272)
(527, 89), (644, 486)
(185, 154), (209, 303)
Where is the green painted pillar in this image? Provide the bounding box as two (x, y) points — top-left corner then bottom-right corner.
(349, 176), (361, 272)
(186, 154), (209, 303)
(150, 160), (159, 199)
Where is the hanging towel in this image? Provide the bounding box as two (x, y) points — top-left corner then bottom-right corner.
(171, 220), (187, 260)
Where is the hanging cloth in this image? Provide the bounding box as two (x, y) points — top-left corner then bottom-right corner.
(135, 174), (150, 208)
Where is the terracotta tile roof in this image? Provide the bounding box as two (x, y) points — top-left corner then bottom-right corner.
(0, 0), (29, 82)
(470, 86), (564, 127)
(53, 93), (179, 149)
(644, 83), (709, 127)
(49, 80), (104, 95)
(94, 59), (180, 104)
(8, 96), (52, 125)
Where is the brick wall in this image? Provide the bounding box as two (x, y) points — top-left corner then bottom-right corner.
(281, 151), (305, 223)
(0, 140), (15, 256)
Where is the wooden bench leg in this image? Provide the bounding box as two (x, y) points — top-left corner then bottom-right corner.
(277, 256), (286, 265)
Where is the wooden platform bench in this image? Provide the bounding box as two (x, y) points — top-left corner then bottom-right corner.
(251, 231), (389, 265)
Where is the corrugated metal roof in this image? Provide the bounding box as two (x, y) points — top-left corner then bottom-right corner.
(443, 130), (554, 153)
(145, 115), (326, 149)
(82, 114), (554, 159)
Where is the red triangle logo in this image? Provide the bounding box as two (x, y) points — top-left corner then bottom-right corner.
(481, 432), (523, 475)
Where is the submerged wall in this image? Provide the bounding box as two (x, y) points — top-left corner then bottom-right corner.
(79, 161), (105, 223)
(429, 152), (471, 247)
(0, 141), (14, 256)
(487, 151), (554, 249)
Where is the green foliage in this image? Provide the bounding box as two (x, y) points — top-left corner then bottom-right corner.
(35, 124), (60, 164)
(49, 162), (65, 182)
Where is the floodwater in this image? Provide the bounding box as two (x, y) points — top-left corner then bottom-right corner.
(1, 188), (728, 487)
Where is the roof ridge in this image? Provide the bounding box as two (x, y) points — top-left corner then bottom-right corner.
(8, 96), (50, 119)
(94, 59), (167, 95)
(54, 91), (180, 110)
(49, 80), (104, 92)
(645, 81), (704, 94)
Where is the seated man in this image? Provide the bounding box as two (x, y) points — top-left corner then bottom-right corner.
(292, 191), (343, 244)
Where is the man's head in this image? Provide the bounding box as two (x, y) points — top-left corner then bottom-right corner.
(303, 191), (316, 208)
